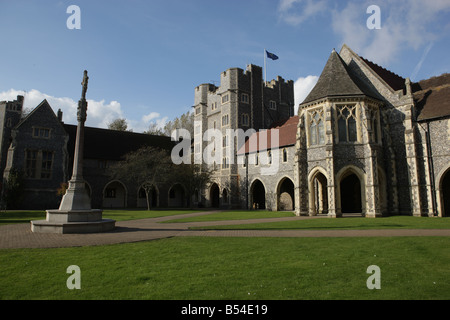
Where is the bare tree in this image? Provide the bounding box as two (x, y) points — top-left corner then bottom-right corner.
(110, 146), (173, 210)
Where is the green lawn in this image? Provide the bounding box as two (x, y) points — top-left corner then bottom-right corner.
(188, 215), (450, 230)
(162, 210), (295, 223)
(0, 236), (449, 300)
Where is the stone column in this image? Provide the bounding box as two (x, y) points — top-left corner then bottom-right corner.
(31, 71), (115, 233)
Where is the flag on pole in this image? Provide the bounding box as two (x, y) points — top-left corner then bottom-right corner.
(265, 50), (279, 60)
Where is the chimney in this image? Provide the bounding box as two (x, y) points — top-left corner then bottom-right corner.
(57, 109), (63, 122)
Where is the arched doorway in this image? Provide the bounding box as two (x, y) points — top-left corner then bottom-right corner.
(103, 180), (127, 208)
(309, 171), (328, 215)
(168, 184), (185, 207)
(251, 180), (266, 209)
(210, 183), (220, 208)
(340, 173), (362, 214)
(277, 177), (295, 211)
(441, 169), (450, 217)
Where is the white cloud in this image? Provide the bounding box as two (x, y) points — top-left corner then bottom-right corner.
(331, 0), (450, 65)
(294, 75), (319, 106)
(279, 0), (450, 66)
(0, 88), (167, 133)
(278, 0), (327, 26)
(142, 112), (161, 123)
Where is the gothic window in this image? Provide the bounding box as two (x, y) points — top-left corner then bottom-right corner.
(25, 150), (54, 179)
(25, 150), (38, 178)
(241, 114), (249, 126)
(241, 93), (249, 104)
(269, 101), (277, 110)
(222, 114), (229, 126)
(40, 151), (54, 179)
(309, 109), (325, 146)
(337, 105), (357, 142)
(32, 127), (51, 139)
(222, 134), (229, 148)
(221, 94), (229, 104)
(282, 148), (288, 162)
(222, 157), (229, 169)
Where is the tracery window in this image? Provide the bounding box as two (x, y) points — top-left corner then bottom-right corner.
(309, 109), (324, 146)
(337, 105), (357, 142)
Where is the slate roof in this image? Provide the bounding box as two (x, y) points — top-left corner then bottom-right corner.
(359, 56), (406, 92)
(237, 116), (298, 155)
(63, 124), (175, 161)
(413, 73), (450, 121)
(301, 50), (379, 105)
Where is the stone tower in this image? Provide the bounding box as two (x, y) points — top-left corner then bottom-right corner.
(0, 95), (24, 178)
(193, 64), (294, 208)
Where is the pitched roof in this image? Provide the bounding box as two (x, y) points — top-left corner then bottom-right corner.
(15, 99), (61, 129)
(413, 73), (450, 121)
(63, 124), (175, 161)
(237, 116), (298, 155)
(301, 50), (379, 105)
(359, 56), (406, 92)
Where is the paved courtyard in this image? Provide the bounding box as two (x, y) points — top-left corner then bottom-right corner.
(1, 210), (449, 249)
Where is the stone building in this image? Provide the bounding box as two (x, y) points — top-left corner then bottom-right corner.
(201, 45), (450, 217)
(0, 98), (177, 210)
(1, 44), (448, 216)
(193, 64), (294, 208)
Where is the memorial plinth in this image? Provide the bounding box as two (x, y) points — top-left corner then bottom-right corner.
(31, 70), (115, 234)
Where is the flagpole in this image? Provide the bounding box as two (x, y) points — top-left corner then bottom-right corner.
(264, 48), (267, 84)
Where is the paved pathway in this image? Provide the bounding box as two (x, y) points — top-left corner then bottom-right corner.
(1, 210), (449, 249)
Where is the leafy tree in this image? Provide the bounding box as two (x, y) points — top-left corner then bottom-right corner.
(110, 146), (174, 210)
(107, 118), (131, 131)
(145, 110), (194, 137)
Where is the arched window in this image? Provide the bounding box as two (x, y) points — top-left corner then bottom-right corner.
(337, 105), (357, 142)
(282, 148), (288, 163)
(309, 109), (324, 146)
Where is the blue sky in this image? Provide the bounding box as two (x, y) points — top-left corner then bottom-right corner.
(1, 0), (449, 132)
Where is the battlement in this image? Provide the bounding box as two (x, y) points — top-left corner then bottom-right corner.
(0, 95), (24, 113)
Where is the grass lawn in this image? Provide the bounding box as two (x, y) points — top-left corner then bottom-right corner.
(162, 210), (295, 223)
(188, 215), (450, 230)
(0, 236), (449, 300)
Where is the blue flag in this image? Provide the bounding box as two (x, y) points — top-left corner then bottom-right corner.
(266, 50), (279, 60)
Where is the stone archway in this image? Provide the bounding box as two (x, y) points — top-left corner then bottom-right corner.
(210, 183), (220, 208)
(251, 179), (266, 210)
(441, 169), (450, 217)
(168, 184), (185, 207)
(277, 177), (295, 211)
(309, 170), (328, 215)
(340, 173), (362, 214)
(103, 180), (127, 208)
